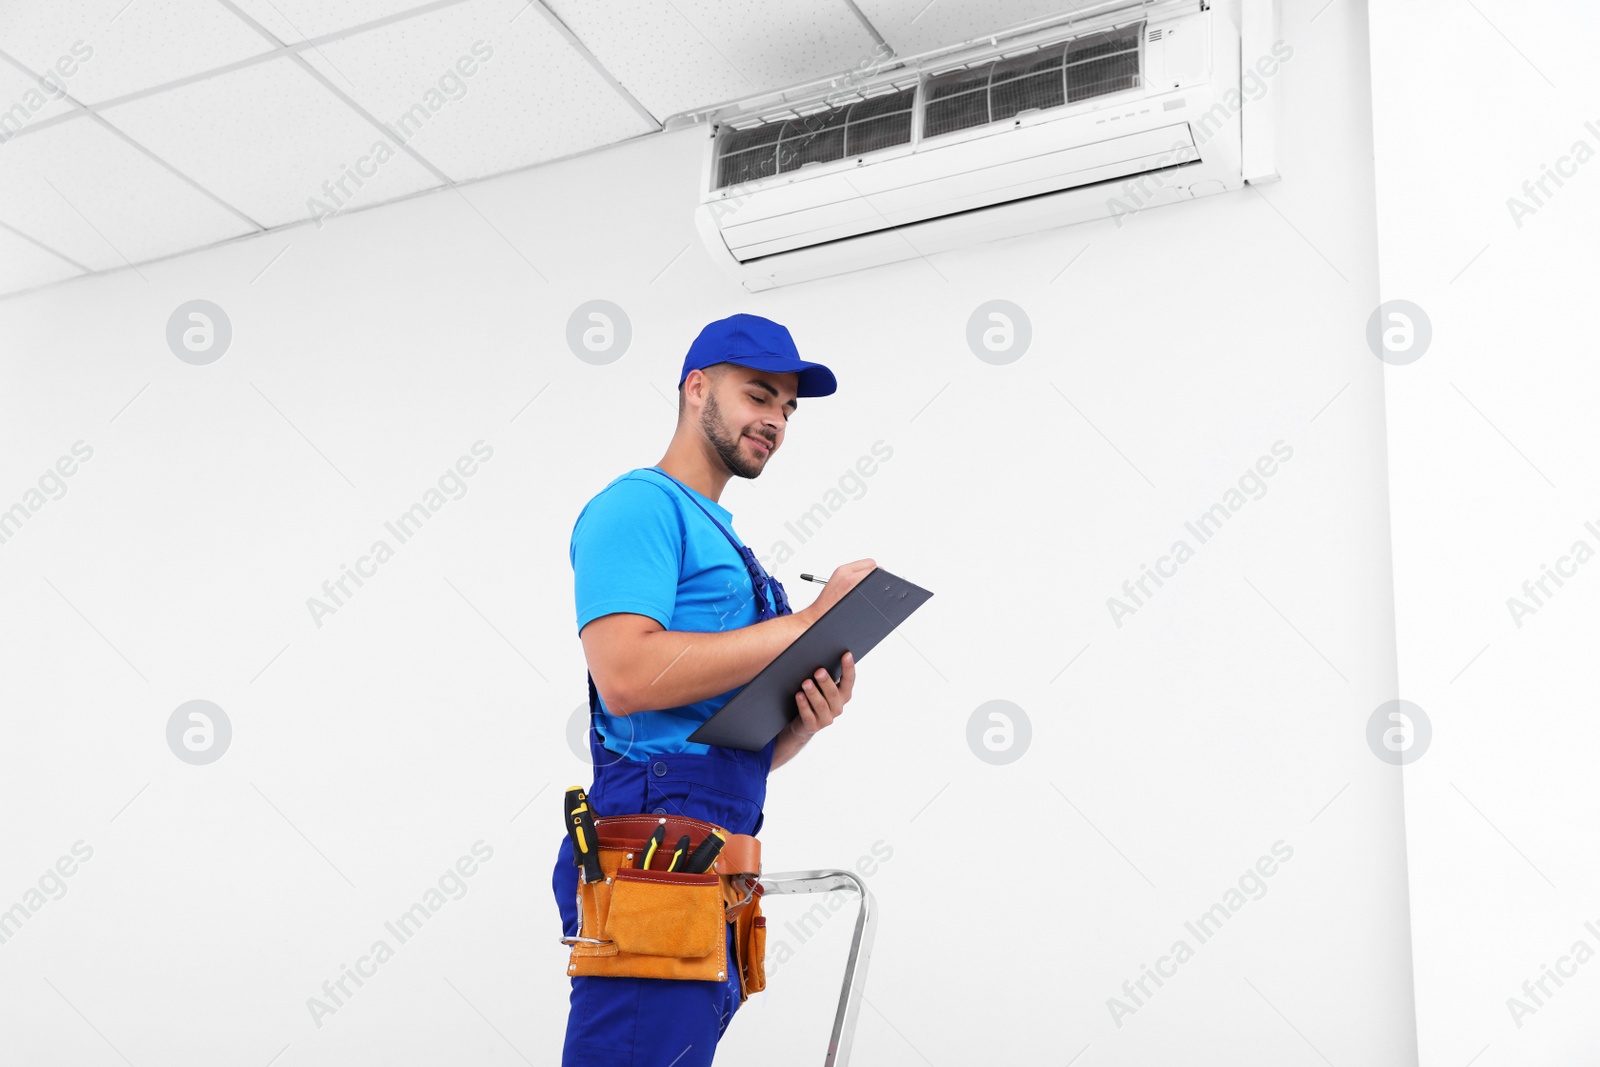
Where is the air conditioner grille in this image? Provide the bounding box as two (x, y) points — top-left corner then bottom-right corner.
(1068, 25), (1134, 65)
(923, 21), (1143, 139)
(1068, 46), (1140, 99)
(712, 21), (1143, 188)
(990, 48), (1068, 122)
(714, 87), (916, 188)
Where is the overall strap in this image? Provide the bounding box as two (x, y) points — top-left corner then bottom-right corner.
(642, 467), (749, 559)
(643, 466), (789, 617)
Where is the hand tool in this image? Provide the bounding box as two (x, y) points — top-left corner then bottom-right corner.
(562, 786), (582, 863)
(566, 786), (603, 884)
(640, 824), (666, 870)
(683, 829), (726, 874)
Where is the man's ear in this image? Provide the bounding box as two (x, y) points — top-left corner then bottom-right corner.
(683, 366), (719, 411)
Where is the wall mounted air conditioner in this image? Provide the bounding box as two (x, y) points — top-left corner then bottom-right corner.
(689, 1), (1247, 290)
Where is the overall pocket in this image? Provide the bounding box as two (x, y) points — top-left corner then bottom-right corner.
(603, 867), (723, 959)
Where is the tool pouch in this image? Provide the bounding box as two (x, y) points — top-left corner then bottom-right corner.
(564, 813), (767, 1000)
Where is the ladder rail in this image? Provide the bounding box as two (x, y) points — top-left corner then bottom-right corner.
(757, 869), (878, 1067)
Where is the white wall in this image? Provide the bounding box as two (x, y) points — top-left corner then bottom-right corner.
(1368, 2), (1600, 1065)
(0, 2), (1419, 1064)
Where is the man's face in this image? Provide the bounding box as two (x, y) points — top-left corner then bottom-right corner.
(699, 367), (799, 479)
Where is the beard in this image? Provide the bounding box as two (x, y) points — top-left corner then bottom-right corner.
(701, 388), (770, 479)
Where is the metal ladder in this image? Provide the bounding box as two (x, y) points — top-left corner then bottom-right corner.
(756, 869), (879, 1067)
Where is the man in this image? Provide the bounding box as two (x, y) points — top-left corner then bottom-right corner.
(552, 312), (877, 1066)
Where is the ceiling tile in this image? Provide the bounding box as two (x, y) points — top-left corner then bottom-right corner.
(0, 225), (84, 297)
(857, 0), (1081, 59)
(0, 0), (275, 105)
(0, 117), (255, 272)
(229, 0), (451, 46)
(0, 57), (79, 136)
(100, 55), (444, 228)
(297, 0), (656, 183)
(545, 0), (882, 118)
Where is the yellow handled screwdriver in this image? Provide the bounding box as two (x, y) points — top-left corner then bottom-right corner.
(564, 786), (603, 884)
(683, 829), (726, 874)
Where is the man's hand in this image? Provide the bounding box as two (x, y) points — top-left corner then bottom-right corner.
(789, 650), (856, 742)
(798, 559), (877, 625)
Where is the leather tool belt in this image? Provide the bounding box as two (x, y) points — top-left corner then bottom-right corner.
(562, 812), (768, 1001)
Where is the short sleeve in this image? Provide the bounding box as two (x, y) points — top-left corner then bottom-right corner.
(571, 478), (683, 635)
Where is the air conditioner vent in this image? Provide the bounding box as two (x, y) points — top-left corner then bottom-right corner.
(713, 87), (916, 188)
(922, 21), (1144, 139)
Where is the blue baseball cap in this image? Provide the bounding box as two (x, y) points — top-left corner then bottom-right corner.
(678, 313), (837, 398)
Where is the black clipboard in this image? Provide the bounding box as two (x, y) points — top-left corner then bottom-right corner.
(687, 567), (933, 751)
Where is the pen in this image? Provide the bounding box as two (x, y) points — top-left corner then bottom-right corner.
(800, 573), (826, 584)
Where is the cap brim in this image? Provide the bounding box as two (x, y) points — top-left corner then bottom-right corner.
(726, 354), (838, 397)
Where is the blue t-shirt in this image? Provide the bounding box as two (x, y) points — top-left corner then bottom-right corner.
(571, 467), (775, 758)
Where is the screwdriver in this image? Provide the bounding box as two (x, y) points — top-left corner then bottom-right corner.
(683, 829), (726, 874)
(566, 786), (603, 884)
(562, 787), (583, 866)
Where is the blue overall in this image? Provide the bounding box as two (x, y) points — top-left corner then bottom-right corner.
(553, 468), (792, 1066)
